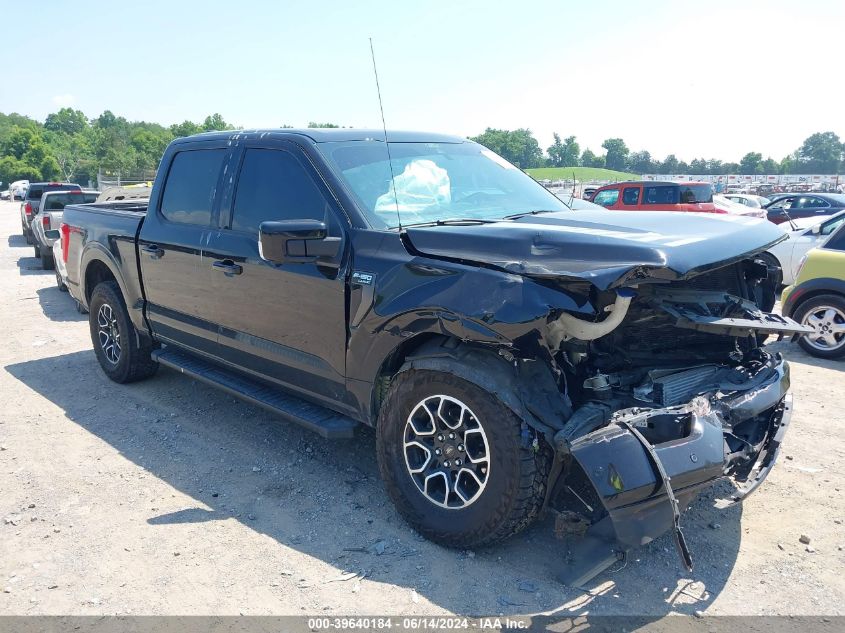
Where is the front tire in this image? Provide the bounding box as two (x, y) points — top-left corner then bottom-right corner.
(88, 281), (158, 382)
(377, 367), (550, 549)
(794, 294), (845, 359)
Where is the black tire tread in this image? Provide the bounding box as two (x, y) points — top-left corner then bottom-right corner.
(377, 368), (551, 549)
(794, 293), (845, 359)
(89, 281), (158, 382)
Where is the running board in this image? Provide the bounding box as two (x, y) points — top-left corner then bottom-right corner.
(151, 348), (359, 439)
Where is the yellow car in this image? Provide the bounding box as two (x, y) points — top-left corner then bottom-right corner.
(782, 222), (845, 358)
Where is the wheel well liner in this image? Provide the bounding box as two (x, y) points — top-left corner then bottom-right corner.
(381, 338), (572, 441)
(84, 259), (118, 303)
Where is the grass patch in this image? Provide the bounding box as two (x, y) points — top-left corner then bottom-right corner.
(526, 166), (639, 182)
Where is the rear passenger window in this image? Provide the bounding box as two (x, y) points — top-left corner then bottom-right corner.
(593, 189), (619, 207)
(160, 149), (226, 226)
(231, 148), (337, 234)
(622, 187), (640, 205)
(643, 186), (679, 204)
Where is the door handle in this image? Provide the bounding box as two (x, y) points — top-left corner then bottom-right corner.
(213, 259), (243, 276)
(141, 244), (164, 259)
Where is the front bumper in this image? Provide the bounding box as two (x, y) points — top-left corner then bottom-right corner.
(553, 355), (792, 585)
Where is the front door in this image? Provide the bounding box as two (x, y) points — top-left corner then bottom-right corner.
(204, 142), (350, 407)
(139, 145), (229, 357)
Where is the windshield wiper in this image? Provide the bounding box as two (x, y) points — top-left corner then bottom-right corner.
(503, 209), (561, 220)
(401, 218), (500, 228)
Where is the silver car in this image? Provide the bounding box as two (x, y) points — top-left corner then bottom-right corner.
(31, 190), (98, 269)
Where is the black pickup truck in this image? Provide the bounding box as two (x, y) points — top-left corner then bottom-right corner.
(62, 129), (810, 584)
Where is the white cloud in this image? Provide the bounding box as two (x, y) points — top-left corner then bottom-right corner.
(51, 94), (76, 108)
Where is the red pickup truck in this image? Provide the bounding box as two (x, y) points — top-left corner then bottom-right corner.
(590, 181), (718, 213)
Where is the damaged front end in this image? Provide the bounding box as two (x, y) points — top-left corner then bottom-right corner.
(539, 263), (810, 586)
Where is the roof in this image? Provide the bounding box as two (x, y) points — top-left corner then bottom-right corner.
(598, 180), (711, 187)
(175, 128), (468, 145)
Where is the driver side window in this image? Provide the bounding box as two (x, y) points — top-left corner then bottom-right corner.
(821, 216), (845, 236)
(593, 189), (619, 207)
(231, 148), (341, 235)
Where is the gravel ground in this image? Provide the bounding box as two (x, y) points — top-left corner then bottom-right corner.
(0, 198), (843, 617)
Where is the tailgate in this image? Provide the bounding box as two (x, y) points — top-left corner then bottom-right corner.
(652, 289), (813, 337)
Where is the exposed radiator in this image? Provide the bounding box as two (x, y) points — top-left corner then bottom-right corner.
(649, 365), (721, 406)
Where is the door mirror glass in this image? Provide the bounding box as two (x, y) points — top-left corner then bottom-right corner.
(259, 219), (340, 264)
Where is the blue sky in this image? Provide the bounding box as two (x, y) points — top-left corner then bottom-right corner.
(5, 0), (844, 162)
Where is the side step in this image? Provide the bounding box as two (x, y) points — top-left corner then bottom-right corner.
(152, 347), (359, 439)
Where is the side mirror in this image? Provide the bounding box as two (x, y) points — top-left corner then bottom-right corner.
(811, 224), (821, 236)
(259, 219), (340, 264)
(44, 229), (60, 240)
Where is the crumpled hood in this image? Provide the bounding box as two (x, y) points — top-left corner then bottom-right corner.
(404, 211), (787, 290)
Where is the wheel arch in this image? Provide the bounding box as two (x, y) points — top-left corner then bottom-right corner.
(783, 278), (845, 317)
(373, 336), (571, 442)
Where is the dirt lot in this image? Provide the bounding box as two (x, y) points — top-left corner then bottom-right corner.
(0, 198), (843, 617)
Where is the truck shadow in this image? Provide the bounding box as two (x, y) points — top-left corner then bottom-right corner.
(15, 254), (52, 276)
(35, 286), (86, 322)
(8, 234), (28, 248)
(4, 351), (743, 619)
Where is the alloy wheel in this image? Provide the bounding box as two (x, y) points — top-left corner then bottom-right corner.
(403, 395), (490, 509)
(97, 303), (122, 364)
(801, 305), (845, 352)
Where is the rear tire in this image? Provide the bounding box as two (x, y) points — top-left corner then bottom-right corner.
(376, 366), (550, 549)
(88, 281), (158, 383)
(25, 229), (33, 245)
(55, 267), (68, 292)
(793, 294), (845, 359)
(40, 245), (54, 270)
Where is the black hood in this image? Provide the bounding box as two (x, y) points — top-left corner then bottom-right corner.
(404, 211), (787, 290)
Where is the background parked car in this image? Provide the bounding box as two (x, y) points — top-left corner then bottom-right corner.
(30, 190), (97, 269)
(46, 228), (69, 292)
(713, 194), (766, 219)
(723, 193), (771, 208)
(766, 211), (844, 286)
(765, 193), (845, 224)
(782, 221), (845, 358)
(0, 190), (10, 200)
(589, 181), (716, 213)
(20, 182), (81, 244)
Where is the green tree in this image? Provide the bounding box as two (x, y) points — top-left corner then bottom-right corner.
(307, 122), (340, 128)
(44, 108), (89, 136)
(660, 154), (679, 174)
(547, 134), (579, 168)
(739, 152), (763, 174)
(469, 128), (543, 169)
(601, 138), (629, 171)
(170, 120), (203, 138)
(760, 157), (780, 174)
(796, 132), (843, 173)
(547, 133), (565, 167)
(0, 156), (41, 183)
(629, 150), (655, 173)
(202, 113), (231, 131)
(580, 148), (605, 168)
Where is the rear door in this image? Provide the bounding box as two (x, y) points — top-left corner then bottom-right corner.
(204, 141), (350, 405)
(641, 184), (679, 211)
(138, 143), (231, 356)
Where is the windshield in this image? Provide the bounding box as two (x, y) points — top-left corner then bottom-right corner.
(42, 192), (87, 210)
(317, 141), (568, 228)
